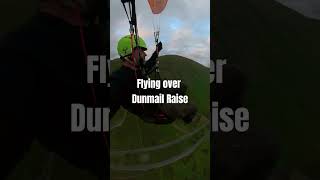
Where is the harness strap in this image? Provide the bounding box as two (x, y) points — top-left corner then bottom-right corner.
(122, 58), (138, 71)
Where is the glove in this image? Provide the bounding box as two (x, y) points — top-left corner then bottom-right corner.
(156, 41), (163, 52)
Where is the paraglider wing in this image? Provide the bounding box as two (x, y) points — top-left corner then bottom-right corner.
(147, 0), (168, 14)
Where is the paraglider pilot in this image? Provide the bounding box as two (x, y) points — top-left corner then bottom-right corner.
(110, 35), (198, 124)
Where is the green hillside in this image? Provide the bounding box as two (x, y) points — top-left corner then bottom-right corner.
(6, 55), (210, 180)
(214, 0), (320, 178)
(111, 55), (210, 117)
(110, 55), (210, 180)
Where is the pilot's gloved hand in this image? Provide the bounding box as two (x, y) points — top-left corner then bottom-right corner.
(156, 41), (163, 52)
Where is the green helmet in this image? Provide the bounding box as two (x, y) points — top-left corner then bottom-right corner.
(117, 35), (147, 57)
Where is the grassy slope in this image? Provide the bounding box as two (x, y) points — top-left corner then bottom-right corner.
(110, 55), (210, 180)
(111, 55), (210, 116)
(214, 0), (320, 178)
(7, 55), (210, 180)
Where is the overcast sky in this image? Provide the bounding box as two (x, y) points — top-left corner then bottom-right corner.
(275, 0), (320, 19)
(110, 1), (320, 67)
(110, 0), (210, 67)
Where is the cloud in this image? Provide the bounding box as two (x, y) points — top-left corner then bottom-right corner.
(110, 0), (210, 67)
